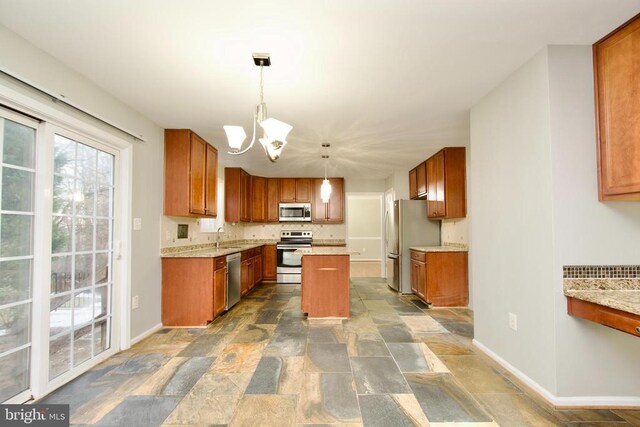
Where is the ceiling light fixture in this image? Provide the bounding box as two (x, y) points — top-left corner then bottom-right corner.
(223, 53), (292, 162)
(321, 143), (332, 203)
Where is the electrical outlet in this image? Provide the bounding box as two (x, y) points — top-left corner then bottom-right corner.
(133, 217), (142, 230)
(132, 295), (139, 310)
(509, 312), (517, 331)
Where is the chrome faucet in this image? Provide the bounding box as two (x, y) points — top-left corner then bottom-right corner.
(215, 226), (224, 249)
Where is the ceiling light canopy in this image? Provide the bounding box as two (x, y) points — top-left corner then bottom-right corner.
(224, 53), (292, 162)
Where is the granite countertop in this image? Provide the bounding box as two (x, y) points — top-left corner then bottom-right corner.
(161, 242), (267, 258)
(295, 247), (360, 256)
(564, 278), (640, 316)
(410, 245), (468, 253)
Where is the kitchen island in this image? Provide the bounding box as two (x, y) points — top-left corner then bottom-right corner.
(296, 247), (358, 318)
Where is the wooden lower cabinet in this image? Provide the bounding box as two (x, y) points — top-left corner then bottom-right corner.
(213, 258), (227, 318)
(567, 297), (640, 337)
(301, 255), (350, 318)
(410, 250), (468, 307)
(241, 257), (253, 296)
(162, 257), (226, 326)
(263, 244), (277, 281)
(254, 254), (263, 285)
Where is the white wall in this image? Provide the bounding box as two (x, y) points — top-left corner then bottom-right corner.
(0, 24), (164, 341)
(547, 46), (640, 398)
(470, 48), (558, 393)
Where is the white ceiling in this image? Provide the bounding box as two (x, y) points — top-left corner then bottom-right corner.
(0, 1), (639, 179)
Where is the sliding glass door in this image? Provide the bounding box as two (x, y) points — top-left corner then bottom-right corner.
(0, 112), (37, 402)
(0, 107), (121, 403)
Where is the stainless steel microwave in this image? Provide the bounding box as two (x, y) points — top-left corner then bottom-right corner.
(279, 203), (311, 222)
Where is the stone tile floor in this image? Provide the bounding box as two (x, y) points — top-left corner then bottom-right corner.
(39, 278), (640, 426)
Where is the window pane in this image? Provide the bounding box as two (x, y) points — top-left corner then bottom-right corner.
(97, 151), (113, 187)
(74, 254), (93, 290)
(51, 255), (72, 295)
(0, 303), (31, 350)
(0, 259), (32, 305)
(52, 175), (74, 215)
(94, 285), (109, 320)
(96, 186), (112, 218)
(3, 119), (35, 169)
(0, 214), (32, 257)
(74, 179), (95, 217)
(95, 253), (109, 285)
(73, 324), (92, 367)
(76, 143), (96, 184)
(53, 135), (75, 176)
(94, 318), (109, 356)
(73, 289), (93, 327)
(95, 219), (110, 251)
(1, 168), (33, 212)
(50, 295), (72, 337)
(49, 333), (71, 380)
(0, 348), (30, 402)
(74, 218), (94, 252)
(51, 215), (72, 254)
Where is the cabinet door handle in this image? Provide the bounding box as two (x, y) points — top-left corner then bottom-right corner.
(636, 326), (640, 334)
(318, 268), (338, 271)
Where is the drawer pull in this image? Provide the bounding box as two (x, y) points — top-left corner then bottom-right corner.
(636, 326), (640, 334)
(318, 268), (338, 271)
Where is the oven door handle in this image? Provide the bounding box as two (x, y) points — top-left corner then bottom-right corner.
(277, 245), (311, 249)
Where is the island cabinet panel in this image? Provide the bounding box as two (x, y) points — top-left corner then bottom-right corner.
(311, 178), (344, 223)
(426, 147), (466, 219)
(410, 250), (468, 307)
(251, 176), (267, 222)
(162, 258), (215, 326)
(263, 244), (277, 281)
(280, 178), (311, 203)
(164, 129), (217, 217)
(301, 255), (350, 318)
(266, 178), (280, 222)
(594, 14), (640, 201)
(225, 167), (252, 223)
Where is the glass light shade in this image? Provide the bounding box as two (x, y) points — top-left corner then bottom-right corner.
(223, 125), (247, 151)
(259, 137), (287, 163)
(259, 118), (292, 143)
(320, 178), (332, 203)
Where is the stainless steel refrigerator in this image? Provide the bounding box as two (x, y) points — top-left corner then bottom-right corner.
(385, 199), (441, 294)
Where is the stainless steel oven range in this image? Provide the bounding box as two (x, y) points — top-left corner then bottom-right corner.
(276, 230), (312, 284)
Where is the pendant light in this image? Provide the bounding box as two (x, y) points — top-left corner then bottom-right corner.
(321, 143), (332, 203)
(223, 53), (292, 162)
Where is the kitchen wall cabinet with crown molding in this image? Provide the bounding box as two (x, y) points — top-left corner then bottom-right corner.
(426, 147), (466, 219)
(225, 167), (252, 223)
(164, 129), (218, 217)
(280, 178), (311, 203)
(594, 14), (640, 201)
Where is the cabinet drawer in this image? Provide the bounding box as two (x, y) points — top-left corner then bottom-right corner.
(241, 249), (253, 261)
(599, 310), (640, 337)
(253, 245), (263, 255)
(410, 251), (425, 262)
(214, 257), (226, 270)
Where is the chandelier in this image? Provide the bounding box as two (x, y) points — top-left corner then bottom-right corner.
(223, 53), (292, 162)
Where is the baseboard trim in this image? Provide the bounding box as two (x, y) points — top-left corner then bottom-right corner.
(472, 339), (640, 408)
(130, 322), (164, 346)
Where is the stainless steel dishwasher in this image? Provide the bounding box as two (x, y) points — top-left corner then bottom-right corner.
(226, 252), (241, 310)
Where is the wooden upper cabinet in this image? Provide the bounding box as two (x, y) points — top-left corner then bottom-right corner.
(594, 14), (640, 201)
(311, 178), (344, 223)
(426, 147), (466, 219)
(205, 144), (218, 216)
(251, 176), (267, 222)
(280, 178), (312, 203)
(164, 129), (217, 217)
(225, 167), (251, 223)
(266, 178), (280, 223)
(409, 168), (418, 199)
(416, 161), (427, 198)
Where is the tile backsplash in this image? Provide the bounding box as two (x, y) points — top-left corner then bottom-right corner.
(161, 216), (346, 249)
(563, 265), (640, 279)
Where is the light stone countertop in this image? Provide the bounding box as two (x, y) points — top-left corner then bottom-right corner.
(564, 289), (640, 316)
(295, 247), (359, 256)
(161, 243), (266, 258)
(409, 245), (468, 253)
